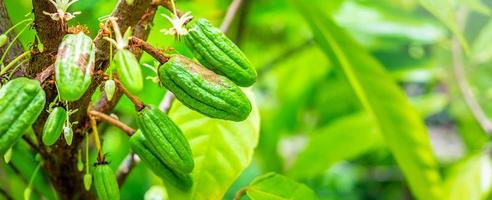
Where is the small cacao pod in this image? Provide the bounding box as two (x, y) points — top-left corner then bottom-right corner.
(114, 49), (143, 94)
(159, 55), (252, 121)
(184, 18), (257, 87)
(136, 106), (194, 174)
(130, 130), (192, 190)
(42, 107), (67, 146)
(0, 78), (45, 155)
(55, 32), (95, 101)
(104, 80), (116, 101)
(63, 125), (73, 146)
(0, 34), (7, 47)
(94, 163), (120, 200)
(84, 173), (92, 191)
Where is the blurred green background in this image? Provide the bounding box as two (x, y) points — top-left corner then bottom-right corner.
(2, 0), (492, 199)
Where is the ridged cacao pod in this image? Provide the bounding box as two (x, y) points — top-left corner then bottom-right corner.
(159, 55), (252, 121)
(94, 164), (120, 200)
(42, 107), (67, 146)
(184, 18), (256, 87)
(55, 32), (95, 101)
(114, 49), (143, 94)
(130, 130), (193, 190)
(136, 106), (193, 174)
(0, 78), (45, 155)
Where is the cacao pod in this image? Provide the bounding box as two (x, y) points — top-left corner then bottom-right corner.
(42, 107), (67, 146)
(114, 49), (143, 94)
(159, 55), (252, 121)
(130, 130), (192, 190)
(0, 78), (45, 155)
(55, 32), (95, 101)
(184, 18), (256, 87)
(136, 106), (193, 174)
(104, 80), (116, 101)
(94, 163), (120, 200)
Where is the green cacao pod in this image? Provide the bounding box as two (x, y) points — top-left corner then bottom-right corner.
(94, 164), (120, 200)
(159, 55), (252, 121)
(55, 32), (95, 101)
(130, 130), (192, 190)
(0, 78), (45, 155)
(184, 18), (256, 87)
(42, 107), (67, 146)
(136, 106), (193, 174)
(114, 49), (143, 94)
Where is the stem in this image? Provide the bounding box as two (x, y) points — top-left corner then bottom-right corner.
(28, 162), (42, 187)
(0, 22), (30, 64)
(2, 18), (32, 35)
(220, 0), (243, 32)
(1, 51), (30, 74)
(88, 104), (104, 162)
(233, 187), (247, 200)
(89, 110), (135, 136)
(129, 36), (169, 63)
(85, 133), (90, 174)
(114, 79), (145, 111)
(170, 0), (177, 16)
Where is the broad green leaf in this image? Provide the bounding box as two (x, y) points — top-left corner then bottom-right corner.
(463, 0), (492, 16)
(288, 112), (382, 178)
(444, 152), (492, 200)
(417, 0), (470, 53)
(245, 172), (319, 200)
(472, 20), (492, 64)
(167, 90), (260, 200)
(292, 2), (444, 199)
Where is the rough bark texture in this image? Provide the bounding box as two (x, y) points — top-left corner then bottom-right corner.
(0, 0), (26, 67)
(0, 0), (160, 199)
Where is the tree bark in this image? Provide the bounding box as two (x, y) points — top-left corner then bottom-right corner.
(23, 0), (158, 199)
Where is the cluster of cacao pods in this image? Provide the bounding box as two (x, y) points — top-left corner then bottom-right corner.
(159, 18), (256, 122)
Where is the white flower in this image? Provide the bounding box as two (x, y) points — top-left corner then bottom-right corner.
(161, 11), (194, 39)
(43, 0), (81, 22)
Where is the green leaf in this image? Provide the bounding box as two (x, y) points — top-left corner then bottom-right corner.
(444, 152), (492, 200)
(167, 90), (260, 200)
(417, 0), (470, 53)
(463, 0), (492, 16)
(471, 20), (492, 64)
(245, 172), (319, 200)
(288, 112), (382, 178)
(292, 1), (444, 199)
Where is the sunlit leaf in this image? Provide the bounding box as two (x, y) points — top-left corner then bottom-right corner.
(288, 112), (382, 178)
(463, 0), (492, 16)
(471, 20), (492, 64)
(417, 0), (470, 53)
(444, 152), (492, 200)
(166, 90), (260, 200)
(245, 172), (319, 200)
(292, 1), (444, 199)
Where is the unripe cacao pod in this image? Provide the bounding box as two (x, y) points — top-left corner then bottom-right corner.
(130, 130), (192, 190)
(0, 78), (45, 155)
(159, 55), (252, 121)
(184, 18), (256, 87)
(55, 32), (95, 101)
(42, 107), (67, 146)
(114, 49), (143, 94)
(136, 106), (194, 174)
(94, 164), (120, 200)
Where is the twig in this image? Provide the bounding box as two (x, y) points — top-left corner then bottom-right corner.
(159, 92), (175, 113)
(452, 9), (492, 134)
(129, 37), (170, 64)
(116, 153), (138, 187)
(220, 0), (244, 32)
(114, 79), (145, 111)
(34, 64), (55, 84)
(88, 111), (135, 136)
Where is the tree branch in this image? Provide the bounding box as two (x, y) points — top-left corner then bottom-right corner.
(452, 8), (492, 134)
(116, 153), (138, 187)
(220, 0), (244, 32)
(88, 111), (135, 136)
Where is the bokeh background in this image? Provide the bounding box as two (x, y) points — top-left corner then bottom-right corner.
(2, 0), (492, 199)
